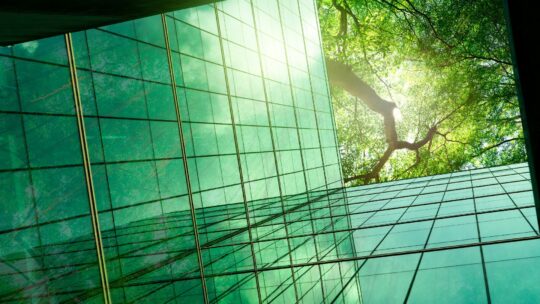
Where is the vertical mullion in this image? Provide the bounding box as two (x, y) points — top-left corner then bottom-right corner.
(337, 186), (364, 303)
(212, 5), (263, 303)
(64, 33), (112, 304)
(328, 181), (414, 304)
(10, 48), (52, 300)
(131, 26), (181, 298)
(503, 171), (539, 234)
(402, 176), (450, 303)
(248, 0), (300, 302)
(311, 0), (345, 187)
(295, 0), (346, 300)
(275, 0), (328, 300)
(472, 171), (493, 303)
(161, 14), (210, 304)
(83, 29), (128, 303)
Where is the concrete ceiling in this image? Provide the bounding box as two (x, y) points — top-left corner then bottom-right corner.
(0, 0), (215, 45)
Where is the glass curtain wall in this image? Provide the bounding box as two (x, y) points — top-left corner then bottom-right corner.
(0, 0), (347, 303)
(2, 0), (540, 303)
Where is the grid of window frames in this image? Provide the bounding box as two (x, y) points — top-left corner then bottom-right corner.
(340, 162), (540, 303)
(2, 1), (540, 304)
(0, 0), (345, 302)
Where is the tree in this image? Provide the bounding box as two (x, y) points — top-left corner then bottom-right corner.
(318, 0), (526, 185)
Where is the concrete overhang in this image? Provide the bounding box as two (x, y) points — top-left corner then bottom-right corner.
(0, 0), (215, 45)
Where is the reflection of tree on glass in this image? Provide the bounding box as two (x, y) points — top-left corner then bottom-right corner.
(319, 0), (525, 184)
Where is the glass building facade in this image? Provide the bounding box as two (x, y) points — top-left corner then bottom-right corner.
(1, 0), (344, 302)
(1, 0), (539, 303)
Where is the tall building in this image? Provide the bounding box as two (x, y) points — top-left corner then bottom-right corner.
(0, 0), (539, 303)
(0, 0), (345, 302)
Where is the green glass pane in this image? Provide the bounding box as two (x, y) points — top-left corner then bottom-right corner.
(146, 82), (176, 120)
(93, 73), (146, 119)
(16, 60), (74, 115)
(359, 254), (420, 303)
(12, 35), (67, 65)
(32, 166), (89, 222)
(107, 161), (159, 208)
(408, 248), (487, 303)
(100, 118), (153, 161)
(134, 15), (166, 47)
(0, 171), (34, 230)
(139, 43), (169, 83)
(0, 113), (27, 169)
(484, 239), (540, 303)
(87, 29), (140, 77)
(0, 56), (19, 111)
(150, 121), (182, 158)
(24, 114), (82, 167)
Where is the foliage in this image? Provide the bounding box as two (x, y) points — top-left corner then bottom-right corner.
(317, 0), (526, 185)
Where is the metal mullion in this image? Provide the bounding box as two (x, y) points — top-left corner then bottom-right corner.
(161, 14), (209, 304)
(80, 28), (131, 303)
(248, 0), (303, 301)
(327, 218), (403, 303)
(274, 0), (330, 301)
(308, 211), (380, 303)
(343, 167), (512, 194)
(274, 226), (347, 304)
(131, 23), (166, 220)
(0, 53), (68, 67)
(0, 109), (81, 118)
(64, 33), (111, 304)
(312, 0), (346, 188)
(207, 185), (406, 252)
(328, 180), (419, 303)
(131, 22), (182, 299)
(4, 50), (51, 298)
(211, 272), (256, 303)
(504, 175), (539, 234)
(471, 172), (493, 303)
(201, 188), (343, 250)
(116, 203), (537, 264)
(94, 198), (536, 256)
(297, 78), (346, 297)
(265, 231), (333, 302)
(212, 4), (263, 303)
(128, 282), (173, 304)
(402, 176), (450, 303)
(139, 234), (540, 282)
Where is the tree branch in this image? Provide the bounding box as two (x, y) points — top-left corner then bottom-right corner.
(332, 0), (349, 37)
(326, 59), (396, 116)
(472, 137), (524, 158)
(327, 58), (439, 183)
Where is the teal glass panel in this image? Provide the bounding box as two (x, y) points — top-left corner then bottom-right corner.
(93, 73), (147, 119)
(24, 115), (82, 167)
(359, 254), (420, 303)
(0, 55), (20, 111)
(12, 36), (68, 65)
(0, 37), (104, 302)
(484, 239), (540, 303)
(375, 221), (431, 254)
(408, 248), (488, 303)
(478, 210), (536, 241)
(0, 114), (27, 170)
(100, 118), (153, 162)
(428, 215), (478, 247)
(72, 15), (204, 303)
(206, 273), (258, 303)
(16, 60), (74, 115)
(3, 0), (533, 303)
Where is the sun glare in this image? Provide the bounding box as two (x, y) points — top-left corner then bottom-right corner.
(393, 107), (403, 122)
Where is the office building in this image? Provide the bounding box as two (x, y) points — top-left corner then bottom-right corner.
(0, 0), (538, 303)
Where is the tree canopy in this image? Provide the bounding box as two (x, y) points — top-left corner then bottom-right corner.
(318, 0), (526, 185)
